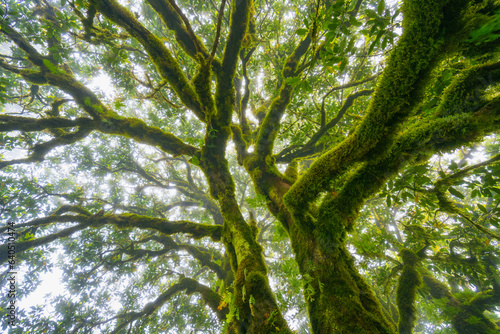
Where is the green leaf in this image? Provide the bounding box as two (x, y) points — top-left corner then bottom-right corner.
(477, 204), (488, 213)
(296, 28), (309, 36)
(377, 1), (385, 15)
(448, 187), (465, 199)
(365, 9), (378, 19)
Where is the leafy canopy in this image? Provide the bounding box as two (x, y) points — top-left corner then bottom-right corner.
(1, 0), (500, 333)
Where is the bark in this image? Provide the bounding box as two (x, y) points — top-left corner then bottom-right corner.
(242, 1), (499, 333)
(422, 273), (500, 334)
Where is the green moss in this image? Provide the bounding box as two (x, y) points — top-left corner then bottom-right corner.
(397, 249), (422, 334)
(192, 58), (215, 117)
(252, 100), (271, 122)
(103, 116), (197, 156)
(435, 62), (500, 117)
(284, 159), (298, 183)
(296, 243), (396, 334)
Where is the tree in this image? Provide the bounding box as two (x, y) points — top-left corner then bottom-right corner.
(0, 0), (500, 332)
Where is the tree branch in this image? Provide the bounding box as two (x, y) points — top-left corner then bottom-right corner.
(0, 24), (200, 158)
(0, 115), (95, 132)
(276, 89), (374, 162)
(107, 277), (227, 334)
(91, 0), (205, 120)
(317, 95), (500, 238)
(0, 211), (222, 263)
(285, 0), (473, 214)
(0, 125), (93, 170)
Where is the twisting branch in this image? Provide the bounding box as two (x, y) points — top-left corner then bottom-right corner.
(317, 95), (500, 239)
(253, 27), (316, 158)
(165, 0), (203, 54)
(0, 125), (93, 170)
(103, 277), (227, 334)
(0, 210), (222, 263)
(91, 0), (204, 120)
(211, 0), (227, 61)
(145, 0), (221, 71)
(285, 1), (470, 213)
(143, 234), (227, 279)
(276, 89), (374, 163)
(319, 73), (381, 126)
(0, 20), (200, 157)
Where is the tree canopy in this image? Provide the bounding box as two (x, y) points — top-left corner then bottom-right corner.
(1, 0), (500, 333)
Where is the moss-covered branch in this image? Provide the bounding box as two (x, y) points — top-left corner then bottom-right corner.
(91, 0), (204, 119)
(396, 249), (422, 334)
(422, 270), (500, 334)
(0, 211), (222, 264)
(145, 0), (219, 69)
(254, 34), (313, 158)
(318, 94), (500, 240)
(284, 0), (462, 215)
(0, 206), (91, 234)
(108, 277), (227, 334)
(0, 218), (90, 264)
(0, 21), (199, 157)
(89, 212), (222, 240)
(115, 234), (227, 280)
(0, 125), (93, 170)
(0, 21), (45, 67)
(212, 0), (252, 128)
(0, 115), (95, 132)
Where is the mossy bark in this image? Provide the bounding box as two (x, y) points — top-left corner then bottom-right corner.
(194, 1), (292, 331)
(396, 250), (422, 334)
(243, 155), (396, 333)
(295, 238), (396, 333)
(422, 273), (500, 334)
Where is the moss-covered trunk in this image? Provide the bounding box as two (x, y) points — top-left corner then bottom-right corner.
(200, 153), (291, 332)
(287, 220), (396, 334)
(243, 158), (396, 333)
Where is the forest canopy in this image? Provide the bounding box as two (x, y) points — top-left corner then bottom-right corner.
(1, 0), (500, 333)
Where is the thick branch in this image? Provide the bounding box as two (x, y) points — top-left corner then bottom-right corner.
(285, 0), (469, 214)
(0, 125), (93, 170)
(92, 0), (204, 119)
(0, 115), (95, 132)
(254, 33), (314, 158)
(0, 32), (199, 157)
(145, 0), (220, 71)
(109, 277), (227, 334)
(397, 249), (421, 334)
(89, 213), (222, 240)
(318, 96), (500, 239)
(0, 212), (222, 263)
